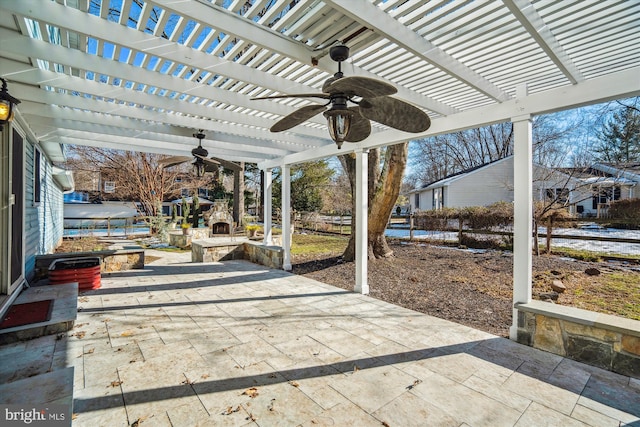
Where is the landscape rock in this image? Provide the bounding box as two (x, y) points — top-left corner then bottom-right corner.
(585, 268), (601, 276)
(550, 280), (566, 293)
(539, 291), (559, 301)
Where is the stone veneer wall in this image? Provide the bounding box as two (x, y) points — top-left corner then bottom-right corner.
(192, 237), (283, 269)
(169, 228), (211, 248)
(242, 243), (283, 269)
(515, 301), (640, 379)
(35, 249), (144, 278)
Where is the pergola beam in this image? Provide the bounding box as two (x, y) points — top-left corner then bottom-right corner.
(503, 0), (585, 84)
(259, 65), (640, 169)
(327, 0), (510, 102)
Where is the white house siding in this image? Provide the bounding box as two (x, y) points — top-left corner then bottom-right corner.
(407, 157), (594, 213)
(445, 158), (514, 208)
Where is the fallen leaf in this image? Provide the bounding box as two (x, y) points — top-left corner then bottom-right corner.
(268, 398), (276, 412)
(120, 331), (134, 337)
(242, 387), (259, 398)
(406, 379), (422, 390)
(201, 374), (210, 379)
(109, 380), (123, 388)
(74, 331), (86, 339)
(84, 348), (95, 355)
(353, 365), (360, 373)
(289, 381), (300, 387)
(246, 413), (256, 422)
(71, 414), (78, 420)
(182, 378), (194, 385)
(381, 422), (390, 427)
(222, 406), (240, 415)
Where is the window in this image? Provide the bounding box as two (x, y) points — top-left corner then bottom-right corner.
(104, 181), (115, 193)
(414, 193), (420, 209)
(591, 186), (621, 209)
(33, 148), (41, 204)
(545, 188), (569, 204)
(432, 188), (443, 210)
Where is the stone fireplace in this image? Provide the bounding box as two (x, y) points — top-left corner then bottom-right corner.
(208, 199), (234, 235)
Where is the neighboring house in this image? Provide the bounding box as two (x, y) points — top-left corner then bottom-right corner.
(554, 164), (639, 216)
(408, 157), (516, 212)
(1, 117), (73, 314)
(407, 157), (640, 217)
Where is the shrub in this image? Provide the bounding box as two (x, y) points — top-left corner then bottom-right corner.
(609, 198), (640, 222)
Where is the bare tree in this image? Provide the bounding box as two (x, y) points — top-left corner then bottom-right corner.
(409, 115), (579, 186)
(320, 168), (351, 214)
(67, 146), (209, 216)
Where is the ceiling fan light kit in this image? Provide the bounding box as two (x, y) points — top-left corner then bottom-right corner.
(158, 130), (220, 176)
(251, 44), (431, 148)
(323, 95), (354, 148)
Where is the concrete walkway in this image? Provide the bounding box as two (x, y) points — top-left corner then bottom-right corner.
(3, 250), (640, 426)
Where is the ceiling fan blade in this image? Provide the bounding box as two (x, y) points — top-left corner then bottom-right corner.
(326, 76), (397, 98)
(345, 107), (371, 142)
(271, 104), (327, 132)
(158, 156), (192, 168)
(359, 97), (431, 133)
(211, 157), (243, 172)
(193, 155), (221, 166)
(251, 93), (330, 100)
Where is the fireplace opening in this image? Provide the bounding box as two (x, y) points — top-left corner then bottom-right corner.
(212, 222), (230, 235)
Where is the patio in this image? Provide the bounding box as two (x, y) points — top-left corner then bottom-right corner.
(2, 250), (638, 426)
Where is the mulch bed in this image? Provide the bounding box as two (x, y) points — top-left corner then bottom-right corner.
(292, 241), (627, 337)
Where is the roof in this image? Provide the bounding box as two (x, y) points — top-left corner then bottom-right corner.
(1, 0), (639, 169)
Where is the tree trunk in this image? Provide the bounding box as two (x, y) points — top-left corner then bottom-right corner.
(233, 162), (245, 226)
(545, 217), (553, 254)
(341, 143), (409, 261)
(533, 219), (540, 256)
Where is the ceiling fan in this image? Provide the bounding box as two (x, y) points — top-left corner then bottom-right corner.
(158, 130), (219, 177)
(251, 45), (431, 148)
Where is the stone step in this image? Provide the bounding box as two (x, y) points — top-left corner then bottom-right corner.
(0, 283), (77, 345)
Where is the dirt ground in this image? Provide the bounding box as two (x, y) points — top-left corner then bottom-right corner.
(292, 240), (640, 337)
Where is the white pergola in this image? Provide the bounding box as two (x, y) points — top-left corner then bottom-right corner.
(1, 0), (639, 338)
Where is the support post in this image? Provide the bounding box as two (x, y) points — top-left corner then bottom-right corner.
(263, 168), (273, 246)
(354, 149), (369, 294)
(510, 92), (533, 340)
(281, 164), (292, 270)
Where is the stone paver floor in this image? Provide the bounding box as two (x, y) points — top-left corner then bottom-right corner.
(3, 250), (640, 426)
